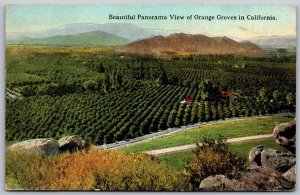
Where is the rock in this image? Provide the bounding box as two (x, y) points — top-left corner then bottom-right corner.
(248, 146), (295, 172)
(7, 138), (59, 155)
(236, 167), (295, 191)
(260, 150), (296, 173)
(58, 135), (90, 153)
(273, 118), (296, 154)
(248, 146), (273, 168)
(200, 168), (295, 191)
(283, 165), (296, 183)
(199, 175), (238, 191)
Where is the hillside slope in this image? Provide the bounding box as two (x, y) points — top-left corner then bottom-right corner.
(7, 31), (130, 46)
(122, 33), (262, 55)
(7, 23), (176, 42)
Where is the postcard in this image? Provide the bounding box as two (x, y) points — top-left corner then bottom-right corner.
(5, 4), (296, 191)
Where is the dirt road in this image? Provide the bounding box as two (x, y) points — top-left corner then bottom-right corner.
(146, 134), (273, 156)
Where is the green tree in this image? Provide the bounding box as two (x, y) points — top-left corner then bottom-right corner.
(83, 80), (97, 92)
(286, 92), (295, 105)
(199, 80), (220, 101)
(156, 68), (168, 86)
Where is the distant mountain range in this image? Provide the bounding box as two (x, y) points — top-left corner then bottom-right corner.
(7, 23), (177, 42)
(6, 23), (296, 50)
(245, 35), (296, 49)
(121, 33), (262, 55)
(6, 31), (130, 46)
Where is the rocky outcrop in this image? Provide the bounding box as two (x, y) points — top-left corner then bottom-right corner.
(7, 139), (60, 155)
(199, 167), (295, 191)
(260, 149), (295, 172)
(273, 118), (296, 154)
(58, 135), (90, 153)
(249, 146), (295, 172)
(235, 167), (294, 191)
(200, 118), (296, 191)
(249, 145), (271, 167)
(7, 135), (90, 155)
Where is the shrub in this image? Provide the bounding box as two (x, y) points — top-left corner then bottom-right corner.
(6, 149), (191, 191)
(186, 137), (246, 190)
(6, 150), (55, 190)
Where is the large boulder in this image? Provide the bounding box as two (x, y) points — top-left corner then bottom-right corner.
(58, 135), (90, 153)
(273, 118), (296, 154)
(260, 150), (296, 173)
(7, 139), (60, 155)
(283, 165), (296, 183)
(248, 146), (295, 172)
(249, 145), (271, 168)
(199, 175), (238, 191)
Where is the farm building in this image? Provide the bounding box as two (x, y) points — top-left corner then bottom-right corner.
(221, 91), (234, 103)
(180, 97), (193, 104)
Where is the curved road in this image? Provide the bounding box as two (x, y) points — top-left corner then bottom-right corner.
(146, 134), (273, 156)
(98, 117), (255, 150)
(98, 114), (291, 150)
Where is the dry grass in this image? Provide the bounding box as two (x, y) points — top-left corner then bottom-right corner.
(6, 148), (190, 191)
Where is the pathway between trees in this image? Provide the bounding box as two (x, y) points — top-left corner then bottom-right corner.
(146, 134), (273, 156)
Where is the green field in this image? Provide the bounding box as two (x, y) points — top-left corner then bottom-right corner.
(157, 137), (288, 170)
(119, 115), (294, 153)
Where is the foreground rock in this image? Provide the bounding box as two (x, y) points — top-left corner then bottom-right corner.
(283, 165), (296, 183)
(260, 149), (295, 173)
(249, 145), (271, 168)
(236, 167), (295, 191)
(273, 118), (296, 154)
(58, 135), (90, 153)
(199, 175), (238, 191)
(200, 168), (294, 191)
(249, 146), (295, 172)
(201, 119), (296, 191)
(8, 139), (60, 155)
(7, 135), (90, 155)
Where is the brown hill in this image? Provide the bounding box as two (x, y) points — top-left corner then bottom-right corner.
(121, 33), (262, 55)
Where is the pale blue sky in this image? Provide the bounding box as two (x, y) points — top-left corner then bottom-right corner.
(6, 5), (296, 38)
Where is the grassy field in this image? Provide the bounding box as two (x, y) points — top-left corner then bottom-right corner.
(119, 115), (294, 153)
(157, 137), (288, 170)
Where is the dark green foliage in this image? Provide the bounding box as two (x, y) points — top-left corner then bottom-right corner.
(199, 80), (220, 101)
(6, 47), (296, 144)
